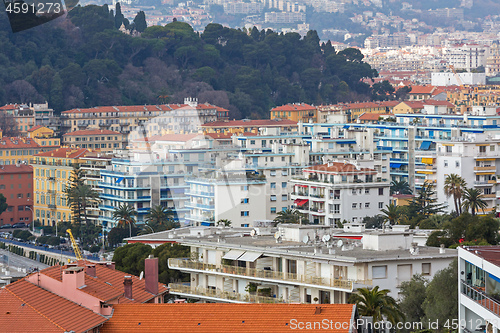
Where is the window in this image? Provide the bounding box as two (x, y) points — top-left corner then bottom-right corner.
(365, 203), (370, 208)
(444, 160), (448, 167)
(378, 188), (384, 196)
(270, 182), (276, 189)
(18, 205), (24, 211)
(282, 182), (287, 188)
(270, 195), (277, 201)
(270, 207), (276, 214)
(334, 190), (340, 199)
(270, 171), (276, 177)
(446, 146), (452, 153)
(479, 146), (486, 153)
(379, 202), (384, 209)
(241, 186), (248, 191)
(250, 140), (255, 145)
(282, 194), (288, 201)
(352, 203), (357, 209)
(334, 204), (340, 214)
(422, 263), (431, 276)
(241, 211), (249, 217)
(491, 145), (495, 152)
(17, 193), (23, 199)
(365, 189), (370, 194)
(372, 265), (387, 279)
(241, 198), (249, 204)
(456, 161), (460, 168)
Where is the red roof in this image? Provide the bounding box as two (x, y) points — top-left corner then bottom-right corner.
(0, 137), (41, 149)
(0, 104), (21, 110)
(397, 101), (425, 109)
(101, 303), (355, 333)
(358, 112), (383, 121)
(461, 246), (500, 268)
(61, 103), (229, 115)
(34, 148), (89, 159)
(27, 125), (44, 132)
(63, 129), (122, 136)
(270, 103), (316, 112)
(205, 132), (232, 140)
(0, 165), (33, 174)
(202, 119), (297, 128)
(408, 85), (436, 94)
(423, 100), (455, 107)
(5, 279), (107, 333)
(304, 162), (376, 175)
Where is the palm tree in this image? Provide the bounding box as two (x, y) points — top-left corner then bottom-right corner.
(462, 188), (487, 216)
(112, 204), (137, 238)
(379, 203), (399, 225)
(73, 184), (100, 225)
(390, 180), (412, 195)
(273, 209), (309, 225)
(349, 286), (405, 325)
(145, 205), (176, 232)
(217, 219), (232, 227)
(444, 174), (467, 214)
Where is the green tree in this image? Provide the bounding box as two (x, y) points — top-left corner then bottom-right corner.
(112, 204), (137, 238)
(108, 226), (138, 247)
(408, 183), (445, 218)
(217, 219), (232, 227)
(273, 209), (309, 224)
(423, 259), (458, 330)
(398, 275), (428, 323)
(0, 194), (7, 216)
(390, 180), (412, 195)
(152, 243), (190, 284)
(444, 174), (467, 214)
(133, 11), (147, 33)
(462, 187), (487, 216)
(145, 205), (176, 233)
(349, 286), (405, 325)
(379, 203), (400, 225)
(114, 2), (125, 29)
(65, 164), (86, 225)
(113, 243), (152, 276)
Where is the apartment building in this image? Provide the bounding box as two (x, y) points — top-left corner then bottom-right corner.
(202, 119), (298, 135)
(31, 148), (90, 226)
(63, 129), (126, 152)
(458, 246), (500, 333)
(270, 103), (317, 122)
(27, 126), (61, 148)
(0, 131), (58, 166)
(128, 224), (456, 304)
(0, 165), (33, 227)
(0, 103), (58, 135)
(445, 44), (489, 71)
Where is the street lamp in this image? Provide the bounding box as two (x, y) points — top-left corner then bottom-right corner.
(144, 224), (154, 234)
(25, 206), (34, 232)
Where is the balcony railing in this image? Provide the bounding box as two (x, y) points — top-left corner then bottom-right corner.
(169, 283), (287, 304)
(461, 280), (500, 316)
(169, 258), (362, 290)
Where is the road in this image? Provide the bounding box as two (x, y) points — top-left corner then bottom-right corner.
(0, 238), (100, 261)
(0, 248), (49, 271)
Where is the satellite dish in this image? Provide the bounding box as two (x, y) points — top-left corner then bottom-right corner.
(322, 234), (331, 243)
(250, 229), (256, 237)
(274, 232), (280, 239)
(303, 235), (310, 244)
(337, 240), (344, 248)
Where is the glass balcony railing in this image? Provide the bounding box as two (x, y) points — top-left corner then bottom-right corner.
(169, 258), (369, 291)
(168, 283), (287, 304)
(461, 280), (500, 316)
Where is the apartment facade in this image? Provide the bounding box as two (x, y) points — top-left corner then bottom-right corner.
(270, 103), (317, 122)
(0, 165), (33, 227)
(63, 129), (126, 152)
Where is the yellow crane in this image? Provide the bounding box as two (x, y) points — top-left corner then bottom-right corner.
(67, 229), (83, 261)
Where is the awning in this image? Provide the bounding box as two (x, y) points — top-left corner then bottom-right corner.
(116, 177), (124, 183)
(419, 141), (432, 150)
(390, 163), (402, 168)
(343, 125), (350, 129)
(238, 252), (262, 262)
(297, 185), (308, 188)
(222, 250), (245, 260)
(296, 199), (308, 206)
(422, 158), (434, 165)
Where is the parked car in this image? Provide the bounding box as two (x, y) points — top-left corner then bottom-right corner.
(12, 222), (27, 228)
(0, 224), (12, 229)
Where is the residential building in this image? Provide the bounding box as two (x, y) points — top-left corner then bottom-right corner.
(63, 129), (126, 152)
(407, 85), (437, 101)
(202, 119), (298, 135)
(0, 132), (56, 166)
(458, 246), (500, 333)
(0, 104), (34, 136)
(27, 126), (61, 148)
(290, 162), (390, 225)
(264, 11), (306, 24)
(431, 72), (486, 86)
(128, 224), (456, 303)
(392, 101), (424, 114)
(445, 44), (489, 71)
(0, 165), (33, 227)
(31, 148), (90, 226)
(270, 103), (317, 122)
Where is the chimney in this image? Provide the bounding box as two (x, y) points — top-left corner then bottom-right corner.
(123, 276), (133, 299)
(62, 267), (85, 289)
(145, 255), (159, 295)
(439, 244), (446, 254)
(105, 262), (115, 270)
(86, 264), (96, 277)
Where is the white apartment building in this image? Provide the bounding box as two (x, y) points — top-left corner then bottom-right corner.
(458, 246), (500, 333)
(290, 161), (391, 226)
(127, 224), (456, 303)
(435, 133), (500, 215)
(431, 72), (486, 86)
(445, 44), (489, 71)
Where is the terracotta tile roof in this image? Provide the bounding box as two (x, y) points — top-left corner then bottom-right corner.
(202, 119), (297, 128)
(61, 104), (229, 115)
(0, 104), (21, 110)
(0, 137), (41, 149)
(34, 148), (89, 159)
(358, 112), (383, 121)
(304, 162), (376, 175)
(270, 103), (316, 112)
(101, 303), (355, 333)
(205, 132), (232, 140)
(423, 100), (455, 107)
(461, 246), (500, 268)
(0, 289), (63, 332)
(28, 125), (44, 132)
(397, 101), (425, 109)
(5, 279), (107, 333)
(0, 165), (33, 174)
(63, 129), (122, 136)
(408, 85), (436, 94)
(40, 262), (168, 303)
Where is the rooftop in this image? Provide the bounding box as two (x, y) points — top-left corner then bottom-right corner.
(0, 165), (33, 174)
(34, 148), (89, 159)
(101, 303), (355, 333)
(461, 246), (500, 268)
(303, 162), (377, 175)
(63, 129), (123, 136)
(202, 119), (297, 128)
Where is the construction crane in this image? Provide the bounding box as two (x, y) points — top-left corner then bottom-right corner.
(448, 64), (465, 88)
(67, 229), (83, 261)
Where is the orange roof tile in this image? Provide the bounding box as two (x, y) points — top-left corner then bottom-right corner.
(5, 279), (107, 333)
(0, 165), (33, 174)
(61, 104), (229, 115)
(358, 112), (383, 121)
(63, 129), (122, 136)
(423, 100), (455, 107)
(28, 125), (44, 132)
(408, 85), (436, 94)
(0, 137), (41, 149)
(0, 289), (63, 333)
(34, 148), (89, 159)
(101, 303), (355, 333)
(202, 119), (297, 128)
(304, 162), (376, 175)
(270, 103), (316, 112)
(205, 133), (232, 140)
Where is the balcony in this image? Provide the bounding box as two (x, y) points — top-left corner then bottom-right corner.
(461, 280), (500, 317)
(168, 258), (363, 291)
(168, 283), (287, 304)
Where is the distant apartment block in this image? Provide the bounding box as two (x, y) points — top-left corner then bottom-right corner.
(224, 1), (263, 14)
(264, 11), (305, 24)
(431, 72), (486, 86)
(63, 129), (127, 152)
(445, 44), (489, 71)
